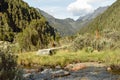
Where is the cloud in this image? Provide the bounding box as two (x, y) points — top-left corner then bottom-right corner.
(41, 6), (72, 19)
(67, 0), (115, 16)
(23, 0), (116, 19)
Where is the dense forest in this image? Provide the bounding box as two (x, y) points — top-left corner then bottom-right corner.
(0, 0), (57, 51)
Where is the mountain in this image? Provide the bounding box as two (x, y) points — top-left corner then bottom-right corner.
(80, 0), (120, 34)
(74, 6), (108, 31)
(37, 9), (76, 36)
(77, 7), (108, 22)
(37, 6), (108, 36)
(0, 0), (57, 51)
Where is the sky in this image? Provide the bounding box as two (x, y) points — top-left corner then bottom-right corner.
(23, 0), (116, 20)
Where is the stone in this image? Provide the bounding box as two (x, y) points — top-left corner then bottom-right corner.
(65, 64), (86, 71)
(23, 73), (31, 78)
(55, 65), (61, 69)
(71, 64), (86, 71)
(24, 69), (39, 73)
(107, 67), (111, 72)
(65, 62), (105, 71)
(51, 70), (70, 78)
(36, 49), (54, 55)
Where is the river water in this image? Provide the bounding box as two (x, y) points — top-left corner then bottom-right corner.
(25, 67), (120, 80)
(53, 67), (120, 80)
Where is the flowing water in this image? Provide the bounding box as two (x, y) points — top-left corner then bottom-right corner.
(24, 67), (120, 80)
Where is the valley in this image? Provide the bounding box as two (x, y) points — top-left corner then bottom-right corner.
(0, 0), (120, 80)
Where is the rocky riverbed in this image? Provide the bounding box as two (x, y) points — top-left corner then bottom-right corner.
(23, 62), (120, 80)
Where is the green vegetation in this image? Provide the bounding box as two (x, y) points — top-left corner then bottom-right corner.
(71, 29), (120, 52)
(0, 0), (120, 78)
(0, 47), (23, 80)
(0, 0), (57, 51)
(38, 9), (76, 36)
(18, 49), (120, 68)
(80, 0), (120, 33)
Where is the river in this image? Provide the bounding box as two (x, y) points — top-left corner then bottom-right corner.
(24, 66), (120, 80)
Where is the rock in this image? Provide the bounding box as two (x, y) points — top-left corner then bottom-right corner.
(41, 69), (53, 74)
(55, 65), (61, 69)
(23, 66), (120, 80)
(36, 49), (52, 55)
(24, 69), (70, 80)
(24, 69), (40, 73)
(107, 67), (112, 72)
(65, 64), (86, 71)
(71, 64), (86, 71)
(65, 62), (105, 71)
(51, 70), (70, 78)
(41, 69), (70, 78)
(23, 73), (31, 78)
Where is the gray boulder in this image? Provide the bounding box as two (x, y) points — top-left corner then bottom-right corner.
(36, 49), (53, 55)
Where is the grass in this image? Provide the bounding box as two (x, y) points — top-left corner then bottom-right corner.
(17, 49), (120, 68)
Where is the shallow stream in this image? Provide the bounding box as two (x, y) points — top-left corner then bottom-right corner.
(24, 67), (120, 80)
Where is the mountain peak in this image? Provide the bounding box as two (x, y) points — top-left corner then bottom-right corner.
(80, 0), (120, 33)
(77, 6), (108, 22)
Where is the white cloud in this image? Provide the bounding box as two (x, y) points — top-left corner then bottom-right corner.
(41, 6), (72, 19)
(23, 0), (116, 19)
(67, 0), (115, 16)
(67, 0), (93, 16)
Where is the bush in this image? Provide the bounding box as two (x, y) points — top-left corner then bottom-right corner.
(0, 46), (23, 80)
(70, 30), (120, 52)
(70, 34), (93, 51)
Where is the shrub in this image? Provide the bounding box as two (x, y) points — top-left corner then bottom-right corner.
(0, 46), (24, 80)
(70, 34), (93, 51)
(70, 30), (120, 52)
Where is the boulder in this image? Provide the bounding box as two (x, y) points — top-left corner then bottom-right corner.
(65, 64), (86, 71)
(36, 49), (52, 55)
(51, 70), (70, 77)
(24, 69), (70, 80)
(65, 62), (105, 71)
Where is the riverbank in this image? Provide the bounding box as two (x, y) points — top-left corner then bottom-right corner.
(18, 49), (120, 68)
(18, 49), (120, 80)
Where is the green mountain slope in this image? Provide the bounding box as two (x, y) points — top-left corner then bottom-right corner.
(37, 7), (108, 36)
(75, 6), (108, 30)
(0, 0), (57, 51)
(80, 0), (120, 33)
(37, 9), (76, 36)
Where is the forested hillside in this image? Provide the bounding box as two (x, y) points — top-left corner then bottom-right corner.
(0, 0), (57, 51)
(38, 9), (75, 36)
(80, 0), (120, 33)
(37, 7), (108, 36)
(72, 0), (120, 52)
